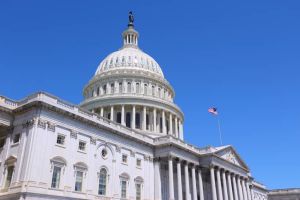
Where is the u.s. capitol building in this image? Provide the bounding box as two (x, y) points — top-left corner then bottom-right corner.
(0, 14), (270, 200)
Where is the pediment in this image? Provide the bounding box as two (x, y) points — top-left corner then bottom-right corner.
(215, 146), (249, 170)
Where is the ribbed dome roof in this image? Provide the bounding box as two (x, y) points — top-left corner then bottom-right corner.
(95, 46), (164, 77)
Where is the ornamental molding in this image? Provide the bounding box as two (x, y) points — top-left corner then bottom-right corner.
(22, 118), (35, 128)
(70, 130), (78, 139)
(90, 137), (97, 145)
(37, 119), (47, 129)
(47, 122), (56, 132)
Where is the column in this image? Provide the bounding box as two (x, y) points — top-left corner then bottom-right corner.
(154, 159), (162, 200)
(222, 170), (228, 200)
(177, 160), (183, 200)
(153, 108), (157, 133)
(110, 106), (114, 121)
(184, 162), (190, 200)
(191, 165), (197, 200)
(216, 168), (223, 200)
(210, 166), (217, 200)
(169, 113), (173, 135)
(175, 117), (178, 137)
(179, 121), (183, 139)
(162, 110), (166, 134)
(246, 181), (252, 200)
(121, 105), (125, 126)
(242, 179), (248, 200)
(237, 176), (244, 200)
(227, 173), (234, 200)
(143, 106), (147, 131)
(168, 157), (175, 200)
(100, 107), (104, 117)
(198, 169), (204, 200)
(232, 175), (238, 200)
(132, 105), (136, 129)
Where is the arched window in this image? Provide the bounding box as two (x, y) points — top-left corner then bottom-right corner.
(111, 83), (115, 94)
(144, 84), (148, 95)
(126, 112), (131, 128)
(103, 85), (107, 94)
(127, 82), (131, 93)
(136, 83), (140, 94)
(119, 82), (123, 93)
(98, 168), (107, 195)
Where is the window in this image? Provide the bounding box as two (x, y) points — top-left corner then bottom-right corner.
(51, 166), (61, 188)
(127, 82), (131, 93)
(13, 134), (20, 144)
(135, 113), (140, 129)
(144, 84), (148, 95)
(136, 183), (141, 200)
(117, 112), (122, 124)
(136, 159), (141, 168)
(103, 85), (107, 94)
(75, 171), (83, 192)
(121, 180), (127, 199)
(98, 168), (107, 195)
(126, 112), (131, 128)
(146, 114), (149, 130)
(119, 82), (123, 93)
(122, 154), (128, 164)
(78, 141), (86, 151)
(107, 113), (111, 120)
(0, 138), (5, 148)
(152, 86), (155, 96)
(111, 83), (115, 94)
(4, 166), (14, 188)
(101, 149), (108, 159)
(56, 134), (65, 145)
(136, 83), (140, 94)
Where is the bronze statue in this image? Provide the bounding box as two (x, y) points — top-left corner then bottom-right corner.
(128, 11), (134, 26)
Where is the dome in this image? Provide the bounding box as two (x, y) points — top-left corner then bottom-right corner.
(94, 24), (164, 78)
(95, 47), (164, 77)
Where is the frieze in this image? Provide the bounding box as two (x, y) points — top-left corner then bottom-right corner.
(22, 119), (35, 128)
(38, 119), (47, 129)
(70, 130), (78, 139)
(90, 137), (97, 145)
(47, 122), (56, 132)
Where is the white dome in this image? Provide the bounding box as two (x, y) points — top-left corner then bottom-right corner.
(95, 46), (164, 77)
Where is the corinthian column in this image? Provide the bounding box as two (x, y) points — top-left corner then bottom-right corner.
(216, 168), (223, 200)
(232, 175), (238, 200)
(242, 178), (248, 200)
(131, 105), (136, 129)
(121, 105), (125, 126)
(184, 162), (190, 200)
(110, 106), (114, 121)
(153, 108), (157, 132)
(168, 157), (175, 200)
(227, 173), (234, 200)
(191, 165), (197, 200)
(198, 169), (204, 200)
(210, 166), (217, 200)
(222, 170), (228, 200)
(177, 160), (183, 200)
(162, 110), (166, 134)
(154, 159), (162, 200)
(237, 176), (244, 200)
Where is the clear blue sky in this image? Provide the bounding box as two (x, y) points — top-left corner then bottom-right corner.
(1, 0), (299, 189)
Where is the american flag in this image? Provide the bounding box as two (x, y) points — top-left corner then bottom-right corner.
(208, 107), (218, 115)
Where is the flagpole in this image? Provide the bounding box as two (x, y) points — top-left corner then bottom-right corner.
(217, 116), (223, 145)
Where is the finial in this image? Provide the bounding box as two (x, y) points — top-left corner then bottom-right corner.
(128, 11), (134, 27)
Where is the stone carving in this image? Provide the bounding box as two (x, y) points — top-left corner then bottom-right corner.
(90, 137), (97, 145)
(22, 119), (35, 128)
(47, 122), (55, 132)
(38, 119), (47, 129)
(70, 130), (78, 139)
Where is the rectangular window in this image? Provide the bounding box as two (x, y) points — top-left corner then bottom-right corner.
(136, 183), (141, 200)
(0, 138), (5, 148)
(136, 159), (141, 168)
(75, 171), (83, 192)
(13, 134), (20, 144)
(51, 166), (61, 188)
(78, 141), (86, 151)
(56, 134), (65, 145)
(122, 154), (128, 164)
(4, 166), (14, 188)
(121, 180), (127, 199)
